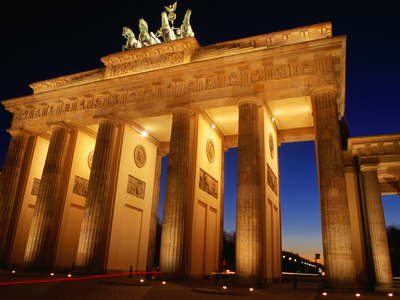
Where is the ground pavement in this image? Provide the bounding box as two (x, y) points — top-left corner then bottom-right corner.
(0, 271), (398, 300)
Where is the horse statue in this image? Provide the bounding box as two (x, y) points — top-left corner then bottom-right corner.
(122, 27), (142, 51)
(121, 3), (195, 50)
(180, 9), (194, 38)
(138, 19), (161, 46)
(156, 11), (177, 42)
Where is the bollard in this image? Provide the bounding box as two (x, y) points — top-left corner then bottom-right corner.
(129, 265), (132, 278)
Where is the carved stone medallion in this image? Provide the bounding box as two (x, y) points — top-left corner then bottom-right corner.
(269, 133), (274, 159)
(87, 150), (94, 169)
(134, 145), (147, 168)
(206, 139), (215, 164)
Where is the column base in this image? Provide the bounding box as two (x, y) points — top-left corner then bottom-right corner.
(72, 265), (106, 274)
(375, 282), (399, 294)
(234, 275), (263, 288)
(322, 279), (361, 293)
(20, 263), (52, 272)
(157, 272), (188, 281)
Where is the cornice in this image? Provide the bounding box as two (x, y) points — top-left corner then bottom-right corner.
(347, 134), (400, 157)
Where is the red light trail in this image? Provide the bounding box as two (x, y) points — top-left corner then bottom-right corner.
(0, 271), (163, 285)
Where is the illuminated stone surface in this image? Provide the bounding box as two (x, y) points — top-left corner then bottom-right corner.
(236, 98), (262, 282)
(0, 132), (29, 262)
(24, 125), (70, 268)
(75, 119), (118, 271)
(360, 164), (394, 289)
(159, 109), (192, 277)
(312, 87), (357, 286)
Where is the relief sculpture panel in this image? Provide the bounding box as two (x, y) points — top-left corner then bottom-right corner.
(199, 168), (218, 199)
(72, 176), (89, 197)
(127, 175), (146, 199)
(31, 178), (41, 196)
(110, 51), (184, 77)
(267, 164), (278, 195)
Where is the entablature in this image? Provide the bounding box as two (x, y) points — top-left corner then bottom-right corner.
(347, 134), (400, 193)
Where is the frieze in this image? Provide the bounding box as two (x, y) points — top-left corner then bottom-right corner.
(273, 65), (290, 79)
(16, 59), (326, 121)
(301, 60), (316, 74)
(228, 73), (240, 86)
(205, 76), (218, 90)
(127, 90), (139, 103)
(110, 51), (185, 77)
(185, 79), (196, 92)
(251, 69), (265, 82)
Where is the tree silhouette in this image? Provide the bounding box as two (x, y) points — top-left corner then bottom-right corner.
(387, 224), (400, 277)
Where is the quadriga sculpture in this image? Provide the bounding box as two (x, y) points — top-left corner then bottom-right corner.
(122, 2), (195, 51)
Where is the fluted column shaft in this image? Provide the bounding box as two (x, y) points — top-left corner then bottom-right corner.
(360, 164), (393, 287)
(0, 131), (30, 260)
(24, 125), (70, 268)
(236, 99), (262, 282)
(75, 119), (118, 271)
(146, 150), (163, 271)
(160, 109), (191, 277)
(312, 88), (356, 285)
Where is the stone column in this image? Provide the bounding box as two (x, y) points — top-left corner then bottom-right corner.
(159, 108), (192, 278)
(360, 164), (394, 290)
(236, 97), (262, 283)
(75, 119), (118, 271)
(146, 149), (164, 272)
(24, 125), (70, 268)
(312, 87), (356, 287)
(0, 131), (30, 261)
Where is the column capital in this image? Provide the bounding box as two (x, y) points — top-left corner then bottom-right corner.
(360, 164), (379, 173)
(236, 95), (262, 107)
(157, 147), (167, 157)
(170, 106), (195, 116)
(7, 129), (32, 138)
(310, 85), (338, 100)
(97, 117), (120, 127)
(50, 123), (72, 133)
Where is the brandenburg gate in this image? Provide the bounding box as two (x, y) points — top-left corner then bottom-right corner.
(0, 6), (398, 292)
